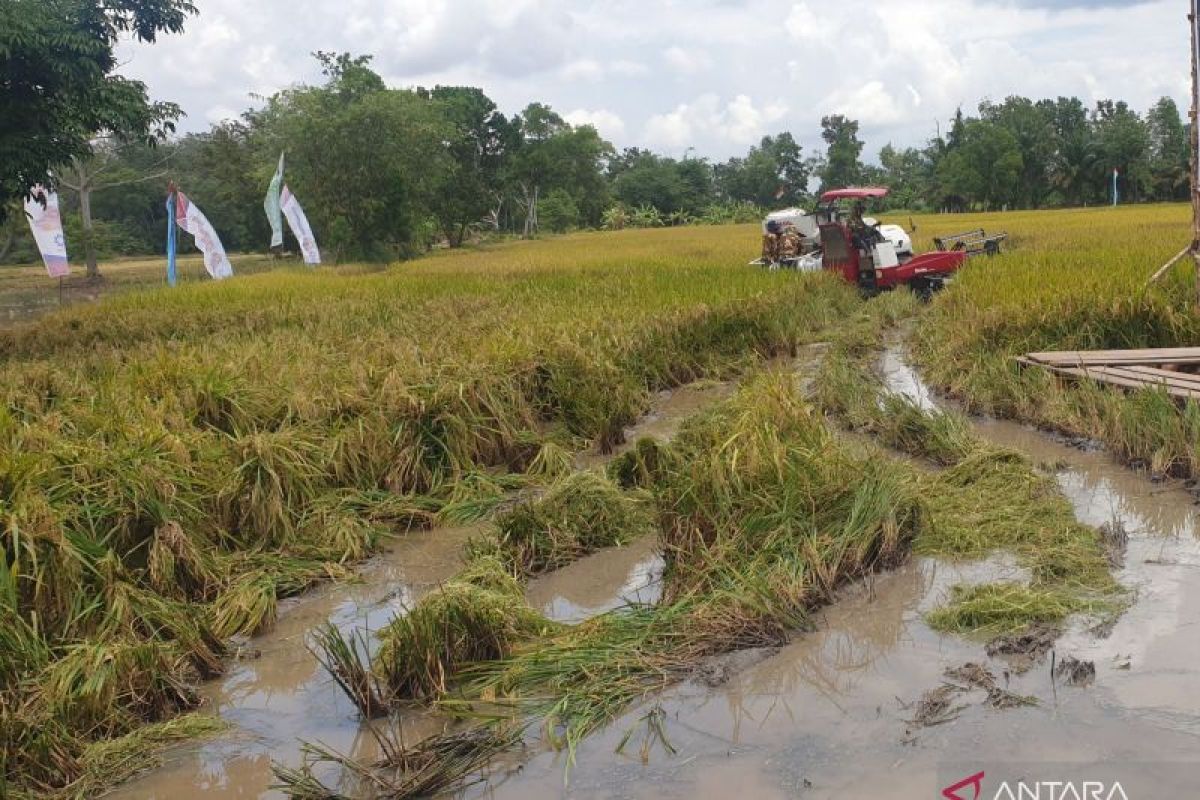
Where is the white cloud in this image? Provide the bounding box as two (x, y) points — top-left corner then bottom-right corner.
(644, 93), (789, 149)
(564, 108), (627, 139)
(823, 81), (907, 126)
(663, 46), (712, 76)
(115, 0), (1185, 161)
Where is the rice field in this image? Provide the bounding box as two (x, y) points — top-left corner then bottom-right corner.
(2, 207), (1190, 797)
(914, 203), (1200, 475)
(0, 225), (859, 797)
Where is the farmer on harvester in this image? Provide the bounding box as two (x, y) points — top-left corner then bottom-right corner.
(761, 220), (782, 264)
(849, 201), (882, 252)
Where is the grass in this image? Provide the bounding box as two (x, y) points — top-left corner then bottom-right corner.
(0, 224), (864, 795)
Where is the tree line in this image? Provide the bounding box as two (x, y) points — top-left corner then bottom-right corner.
(2, 41), (1192, 266)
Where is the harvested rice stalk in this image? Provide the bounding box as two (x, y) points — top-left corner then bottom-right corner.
(272, 725), (521, 800)
(310, 623), (391, 720)
(483, 471), (653, 576)
(376, 557), (557, 701)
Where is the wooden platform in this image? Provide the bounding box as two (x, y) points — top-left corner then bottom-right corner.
(1019, 348), (1200, 400)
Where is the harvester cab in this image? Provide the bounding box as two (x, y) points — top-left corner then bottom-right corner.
(815, 187), (966, 299)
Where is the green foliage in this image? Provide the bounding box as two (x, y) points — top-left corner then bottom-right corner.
(0, 0), (193, 221)
(715, 133), (810, 207)
(819, 114), (865, 191)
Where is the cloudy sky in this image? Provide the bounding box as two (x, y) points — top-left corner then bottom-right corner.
(117, 0), (1189, 162)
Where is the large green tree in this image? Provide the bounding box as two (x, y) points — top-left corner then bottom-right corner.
(0, 0), (193, 222)
(425, 86), (516, 245)
(1146, 97), (1190, 202)
(937, 119), (1023, 210)
(716, 133), (809, 207)
(250, 54), (452, 260)
(818, 115), (864, 190)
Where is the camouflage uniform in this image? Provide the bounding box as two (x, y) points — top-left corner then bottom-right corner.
(779, 226), (802, 260)
(761, 232), (781, 263)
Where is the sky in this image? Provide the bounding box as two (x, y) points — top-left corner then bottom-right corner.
(117, 0), (1190, 162)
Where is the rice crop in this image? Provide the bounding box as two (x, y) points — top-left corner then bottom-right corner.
(469, 470), (654, 576)
(813, 294), (1123, 635)
(317, 371), (925, 775)
(912, 203), (1200, 477)
(0, 224), (860, 796)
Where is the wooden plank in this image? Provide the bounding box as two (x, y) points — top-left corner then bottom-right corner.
(1120, 365), (1200, 388)
(1095, 365), (1200, 393)
(1025, 347), (1200, 367)
(1038, 364), (1200, 399)
(1022, 347), (1200, 367)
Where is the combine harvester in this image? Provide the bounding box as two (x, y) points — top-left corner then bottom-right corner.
(754, 187), (1003, 299)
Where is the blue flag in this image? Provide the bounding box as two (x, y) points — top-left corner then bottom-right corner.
(166, 192), (177, 287)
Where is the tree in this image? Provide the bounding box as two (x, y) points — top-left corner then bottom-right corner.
(980, 96), (1055, 208)
(612, 150), (712, 216)
(507, 106), (612, 235)
(250, 54), (452, 260)
(937, 120), (1023, 210)
(426, 86), (515, 246)
(818, 115), (864, 190)
(56, 140), (172, 277)
(715, 133), (809, 207)
(1046, 97), (1097, 206)
(878, 144), (931, 209)
(0, 0), (194, 222)
(1146, 97), (1189, 202)
(1093, 100), (1150, 203)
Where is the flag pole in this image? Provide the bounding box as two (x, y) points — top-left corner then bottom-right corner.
(1190, 0), (1200, 304)
(166, 180), (178, 287)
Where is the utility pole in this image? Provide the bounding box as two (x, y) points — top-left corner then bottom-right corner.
(1191, 0), (1200, 304)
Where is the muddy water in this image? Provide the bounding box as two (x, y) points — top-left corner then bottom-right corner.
(118, 348), (1200, 799)
(113, 378), (733, 799)
(469, 352), (1200, 799)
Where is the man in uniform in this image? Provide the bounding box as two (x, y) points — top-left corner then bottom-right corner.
(761, 219), (782, 264)
(778, 222), (803, 263)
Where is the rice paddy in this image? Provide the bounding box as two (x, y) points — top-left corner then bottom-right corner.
(914, 203), (1200, 477)
(0, 225), (856, 797)
(3, 207), (1192, 797)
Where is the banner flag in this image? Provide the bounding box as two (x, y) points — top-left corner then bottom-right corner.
(175, 192), (234, 280)
(23, 187), (70, 278)
(281, 185), (321, 265)
(166, 192), (178, 286)
(264, 152), (285, 249)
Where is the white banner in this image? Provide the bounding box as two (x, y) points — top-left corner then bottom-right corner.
(175, 192), (233, 280)
(24, 188), (70, 278)
(281, 186), (320, 265)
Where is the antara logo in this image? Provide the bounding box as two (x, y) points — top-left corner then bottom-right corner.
(942, 773), (1131, 800)
(943, 772), (986, 800)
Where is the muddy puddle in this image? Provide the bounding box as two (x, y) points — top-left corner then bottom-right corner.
(112, 376), (735, 799)
(116, 348), (1200, 799)
(466, 351), (1200, 799)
